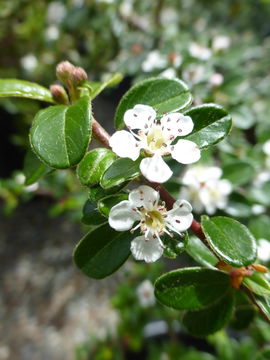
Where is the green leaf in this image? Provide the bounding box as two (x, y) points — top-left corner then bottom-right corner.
(115, 77), (192, 129)
(186, 236), (218, 268)
(73, 223), (133, 279)
(183, 292), (234, 336)
(88, 184), (127, 203)
(77, 148), (117, 186)
(30, 97), (91, 168)
(222, 161), (256, 186)
(249, 215), (270, 240)
(81, 200), (107, 226)
(249, 183), (270, 207)
(82, 73), (123, 99)
(100, 157), (141, 189)
(243, 274), (270, 296)
(0, 79), (54, 103)
(184, 104), (232, 148)
(253, 294), (270, 322)
(163, 232), (188, 258)
(154, 267), (230, 310)
(98, 194), (128, 217)
(201, 216), (257, 267)
(23, 149), (50, 186)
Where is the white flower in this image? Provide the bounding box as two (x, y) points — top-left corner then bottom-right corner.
(189, 42), (212, 61)
(47, 2), (67, 24)
(142, 51), (167, 72)
(20, 54), (38, 72)
(45, 25), (59, 41)
(136, 280), (155, 307)
(257, 239), (270, 262)
(182, 64), (205, 85)
(212, 35), (231, 52)
(180, 165), (232, 215)
(109, 185), (193, 263)
(109, 104), (200, 183)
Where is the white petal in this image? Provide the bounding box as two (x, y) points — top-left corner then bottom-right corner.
(218, 179), (232, 195)
(124, 104), (156, 130)
(109, 200), (140, 231)
(129, 185), (159, 210)
(160, 113), (194, 137)
(109, 130), (140, 161)
(166, 200), (193, 232)
(171, 139), (201, 164)
(140, 154), (173, 183)
(130, 235), (163, 263)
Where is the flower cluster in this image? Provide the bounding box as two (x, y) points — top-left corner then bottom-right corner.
(109, 104), (201, 183)
(180, 165), (232, 214)
(109, 185), (193, 263)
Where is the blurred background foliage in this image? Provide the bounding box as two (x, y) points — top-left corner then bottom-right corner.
(1, 1), (270, 359)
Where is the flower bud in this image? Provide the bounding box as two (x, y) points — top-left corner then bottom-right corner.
(56, 61), (75, 82)
(71, 67), (88, 85)
(50, 84), (69, 104)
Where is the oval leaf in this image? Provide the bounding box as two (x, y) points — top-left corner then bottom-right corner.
(0, 79), (54, 103)
(88, 184), (128, 203)
(183, 292), (234, 336)
(184, 104), (232, 148)
(73, 223), (132, 279)
(154, 267), (230, 310)
(115, 77), (192, 129)
(100, 157), (141, 189)
(202, 216), (257, 267)
(186, 236), (218, 268)
(77, 148), (117, 186)
(30, 97), (91, 168)
(82, 72), (123, 99)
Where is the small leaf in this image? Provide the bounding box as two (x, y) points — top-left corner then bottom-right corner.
(77, 148), (117, 186)
(154, 267), (230, 310)
(183, 292), (234, 336)
(0, 79), (54, 103)
(249, 215), (270, 240)
(100, 157), (141, 189)
(202, 216), (257, 267)
(23, 149), (50, 185)
(98, 194), (128, 217)
(81, 200), (107, 226)
(115, 77), (192, 129)
(73, 223), (133, 279)
(186, 236), (218, 268)
(88, 184), (127, 203)
(83, 73), (123, 99)
(222, 161), (256, 186)
(30, 96), (91, 168)
(253, 294), (270, 322)
(243, 274), (270, 296)
(184, 104), (232, 148)
(163, 232), (188, 258)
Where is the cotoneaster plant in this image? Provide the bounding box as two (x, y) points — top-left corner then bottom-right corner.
(0, 61), (269, 337)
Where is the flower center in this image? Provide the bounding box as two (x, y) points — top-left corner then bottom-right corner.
(143, 209), (165, 233)
(145, 126), (168, 153)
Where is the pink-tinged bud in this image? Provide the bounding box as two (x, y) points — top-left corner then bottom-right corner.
(56, 61), (75, 82)
(50, 84), (69, 104)
(71, 67), (88, 85)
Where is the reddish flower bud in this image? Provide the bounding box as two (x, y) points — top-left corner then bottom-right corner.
(56, 61), (75, 82)
(71, 67), (88, 85)
(50, 84), (69, 104)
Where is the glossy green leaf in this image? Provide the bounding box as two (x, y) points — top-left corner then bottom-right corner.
(83, 73), (123, 99)
(186, 236), (218, 268)
(100, 157), (141, 189)
(222, 161), (256, 185)
(183, 292), (234, 336)
(243, 274), (270, 296)
(249, 215), (270, 240)
(73, 223), (133, 279)
(23, 149), (50, 186)
(98, 194), (128, 217)
(0, 79), (54, 103)
(154, 267), (230, 310)
(184, 104), (232, 148)
(115, 77), (192, 129)
(202, 216), (257, 267)
(77, 148), (117, 186)
(163, 232), (188, 258)
(81, 200), (107, 226)
(30, 97), (91, 168)
(253, 294), (270, 322)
